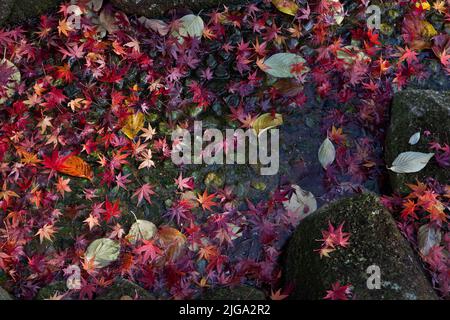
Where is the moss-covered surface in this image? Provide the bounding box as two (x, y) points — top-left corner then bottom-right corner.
(385, 90), (450, 194)
(96, 278), (155, 300)
(36, 281), (68, 300)
(0, 286), (13, 300)
(284, 193), (438, 300)
(0, 0), (64, 26)
(111, 0), (244, 18)
(202, 285), (265, 300)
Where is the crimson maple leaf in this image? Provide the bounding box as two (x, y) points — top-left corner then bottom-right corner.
(324, 282), (352, 300)
(103, 198), (121, 222)
(132, 183), (155, 205)
(134, 240), (161, 263)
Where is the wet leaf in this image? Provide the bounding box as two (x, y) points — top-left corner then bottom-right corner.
(85, 238), (120, 268)
(121, 112), (144, 140)
(283, 185), (317, 219)
(59, 155), (93, 180)
(271, 0), (299, 16)
(262, 53), (309, 78)
(418, 224), (441, 256)
(388, 152), (434, 173)
(252, 113), (283, 136)
(128, 219), (157, 244)
(318, 138), (336, 169)
(409, 131), (421, 145)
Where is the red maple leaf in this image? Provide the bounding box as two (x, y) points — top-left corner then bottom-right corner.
(103, 198), (121, 222)
(134, 240), (161, 263)
(324, 282), (352, 300)
(196, 190), (217, 212)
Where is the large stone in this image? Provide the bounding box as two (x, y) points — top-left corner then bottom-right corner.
(284, 193), (438, 300)
(110, 0), (244, 17)
(202, 285), (265, 300)
(385, 89), (450, 194)
(0, 286), (13, 300)
(0, 0), (64, 26)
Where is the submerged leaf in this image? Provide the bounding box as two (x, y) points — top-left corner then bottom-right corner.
(128, 220), (157, 244)
(388, 152), (434, 173)
(263, 53), (309, 78)
(318, 138), (336, 169)
(409, 131), (421, 145)
(85, 238), (120, 268)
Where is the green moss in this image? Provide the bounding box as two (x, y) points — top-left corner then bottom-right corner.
(96, 278), (154, 300)
(385, 90), (450, 194)
(284, 193), (438, 300)
(202, 285), (266, 300)
(36, 281), (68, 300)
(7, 0), (64, 25)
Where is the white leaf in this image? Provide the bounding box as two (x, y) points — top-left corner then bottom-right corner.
(283, 185), (317, 219)
(178, 14), (204, 38)
(263, 53), (310, 78)
(408, 131), (421, 145)
(85, 238), (120, 268)
(318, 137), (336, 169)
(128, 220), (157, 244)
(388, 152), (434, 173)
(418, 224), (441, 256)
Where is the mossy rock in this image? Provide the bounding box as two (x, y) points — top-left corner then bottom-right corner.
(0, 286), (13, 300)
(0, 0), (64, 26)
(36, 281), (68, 300)
(96, 278), (155, 300)
(284, 193), (438, 300)
(110, 0), (244, 18)
(385, 90), (450, 194)
(202, 285), (265, 300)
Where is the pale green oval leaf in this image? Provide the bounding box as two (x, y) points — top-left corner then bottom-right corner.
(318, 137), (336, 169)
(263, 53), (309, 78)
(388, 152), (434, 173)
(128, 219), (157, 244)
(179, 14), (204, 38)
(408, 131), (421, 145)
(85, 238), (120, 268)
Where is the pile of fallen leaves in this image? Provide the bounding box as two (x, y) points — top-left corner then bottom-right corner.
(0, 0), (448, 299)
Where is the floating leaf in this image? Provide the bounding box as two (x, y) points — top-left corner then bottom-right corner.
(128, 220), (157, 244)
(121, 112), (144, 140)
(271, 0), (299, 16)
(178, 14), (204, 38)
(283, 185), (317, 219)
(158, 226), (186, 261)
(418, 224), (441, 256)
(263, 53), (309, 78)
(59, 155), (93, 180)
(388, 152), (434, 173)
(252, 113), (283, 136)
(85, 238), (120, 268)
(318, 138), (336, 169)
(0, 59), (21, 104)
(409, 131), (421, 145)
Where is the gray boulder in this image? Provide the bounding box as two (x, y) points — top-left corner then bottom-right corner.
(385, 89), (450, 194)
(284, 193), (438, 300)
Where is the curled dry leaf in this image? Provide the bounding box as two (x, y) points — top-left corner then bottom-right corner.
(59, 155), (93, 180)
(85, 238), (120, 268)
(121, 112), (145, 140)
(128, 219), (157, 244)
(409, 131), (421, 145)
(252, 113), (283, 136)
(388, 151), (434, 173)
(283, 185), (317, 219)
(262, 53), (309, 78)
(318, 137), (336, 169)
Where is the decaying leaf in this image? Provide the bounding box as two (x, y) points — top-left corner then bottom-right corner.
(121, 112), (145, 140)
(409, 131), (421, 145)
(418, 224), (442, 256)
(271, 0), (299, 16)
(128, 219), (157, 244)
(262, 53), (309, 78)
(318, 137), (336, 169)
(252, 113), (283, 136)
(388, 152), (434, 173)
(158, 226), (186, 261)
(99, 8), (118, 34)
(59, 155), (93, 180)
(138, 17), (169, 36)
(177, 14), (204, 39)
(85, 238), (120, 268)
(0, 59), (21, 104)
(283, 185), (317, 219)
